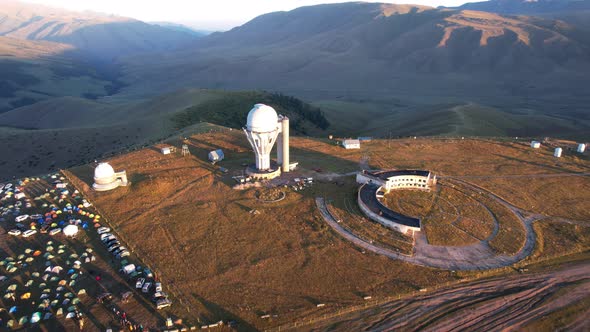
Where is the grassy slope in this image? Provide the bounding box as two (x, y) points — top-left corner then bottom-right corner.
(314, 99), (590, 139)
(0, 89), (329, 180)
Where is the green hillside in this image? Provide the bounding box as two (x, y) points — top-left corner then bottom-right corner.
(173, 91), (329, 135)
(315, 100), (590, 139)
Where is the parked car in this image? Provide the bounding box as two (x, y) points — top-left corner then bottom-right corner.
(15, 214), (29, 222)
(102, 235), (116, 243)
(142, 282), (152, 293)
(136, 278), (145, 289)
(49, 228), (61, 235)
(105, 239), (119, 247)
(104, 239), (119, 248)
(22, 229), (37, 238)
(8, 229), (21, 236)
(97, 227), (110, 235)
(155, 282), (162, 292)
(117, 250), (130, 259)
(156, 298), (172, 310)
(112, 247), (126, 256)
(108, 244), (121, 252)
(144, 268), (154, 278)
(152, 291), (167, 302)
(100, 233), (113, 240)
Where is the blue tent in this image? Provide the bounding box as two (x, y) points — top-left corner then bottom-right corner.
(9, 306), (17, 313)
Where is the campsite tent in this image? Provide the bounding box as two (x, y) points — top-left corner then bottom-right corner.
(31, 312), (42, 323)
(63, 225), (79, 237)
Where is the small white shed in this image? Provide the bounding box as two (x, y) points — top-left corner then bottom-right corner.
(554, 147), (563, 158)
(208, 149), (224, 163)
(161, 147), (171, 155)
(577, 144), (586, 153)
(343, 139), (361, 149)
(530, 141), (541, 149)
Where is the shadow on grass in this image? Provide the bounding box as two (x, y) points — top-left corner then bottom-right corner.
(491, 153), (581, 173)
(191, 293), (258, 332)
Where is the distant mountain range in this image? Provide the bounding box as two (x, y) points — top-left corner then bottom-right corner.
(118, 2), (590, 101)
(0, 0), (201, 111)
(0, 0), (589, 162)
(455, 0), (590, 15)
(149, 22), (212, 36)
(0, 0), (196, 59)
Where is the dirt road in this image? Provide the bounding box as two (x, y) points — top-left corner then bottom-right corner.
(307, 262), (590, 331)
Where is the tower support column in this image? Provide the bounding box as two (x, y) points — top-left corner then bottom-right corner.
(282, 117), (289, 172)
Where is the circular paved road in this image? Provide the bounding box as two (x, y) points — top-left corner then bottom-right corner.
(316, 179), (544, 270)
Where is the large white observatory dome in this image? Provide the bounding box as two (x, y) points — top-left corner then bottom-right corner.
(94, 162), (115, 180)
(247, 104), (278, 133)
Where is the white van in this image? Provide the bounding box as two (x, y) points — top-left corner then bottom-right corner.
(97, 227), (110, 235)
(15, 215), (29, 222)
(49, 228), (61, 235)
(22, 229), (37, 238)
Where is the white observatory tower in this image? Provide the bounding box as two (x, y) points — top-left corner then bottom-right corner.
(244, 104), (290, 179)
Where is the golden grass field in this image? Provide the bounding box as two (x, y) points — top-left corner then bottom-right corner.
(63, 131), (590, 330)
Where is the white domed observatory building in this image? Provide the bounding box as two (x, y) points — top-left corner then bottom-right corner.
(92, 162), (129, 191)
(243, 104), (290, 180)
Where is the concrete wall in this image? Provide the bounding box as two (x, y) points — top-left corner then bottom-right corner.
(356, 173), (385, 187)
(357, 188), (419, 235)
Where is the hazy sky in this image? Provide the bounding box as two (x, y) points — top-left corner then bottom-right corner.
(23, 0), (471, 30)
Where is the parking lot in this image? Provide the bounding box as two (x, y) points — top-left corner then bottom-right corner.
(0, 174), (173, 330)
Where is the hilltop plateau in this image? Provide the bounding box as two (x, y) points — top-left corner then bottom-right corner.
(59, 131), (589, 331)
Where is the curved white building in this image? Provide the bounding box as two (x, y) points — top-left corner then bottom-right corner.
(243, 104), (290, 178)
(92, 162), (128, 191)
(356, 170), (436, 192)
(356, 169), (437, 235)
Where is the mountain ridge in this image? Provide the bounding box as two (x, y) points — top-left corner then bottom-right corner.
(0, 0), (197, 58)
(117, 2), (590, 100)
(455, 0), (590, 14)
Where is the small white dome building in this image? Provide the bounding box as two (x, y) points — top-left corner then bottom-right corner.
(92, 162), (128, 191)
(247, 104), (279, 133)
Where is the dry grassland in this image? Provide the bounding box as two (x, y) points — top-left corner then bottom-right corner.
(531, 219), (590, 259)
(484, 197), (527, 255)
(472, 176), (590, 220)
(66, 136), (456, 330)
(63, 133), (590, 329)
